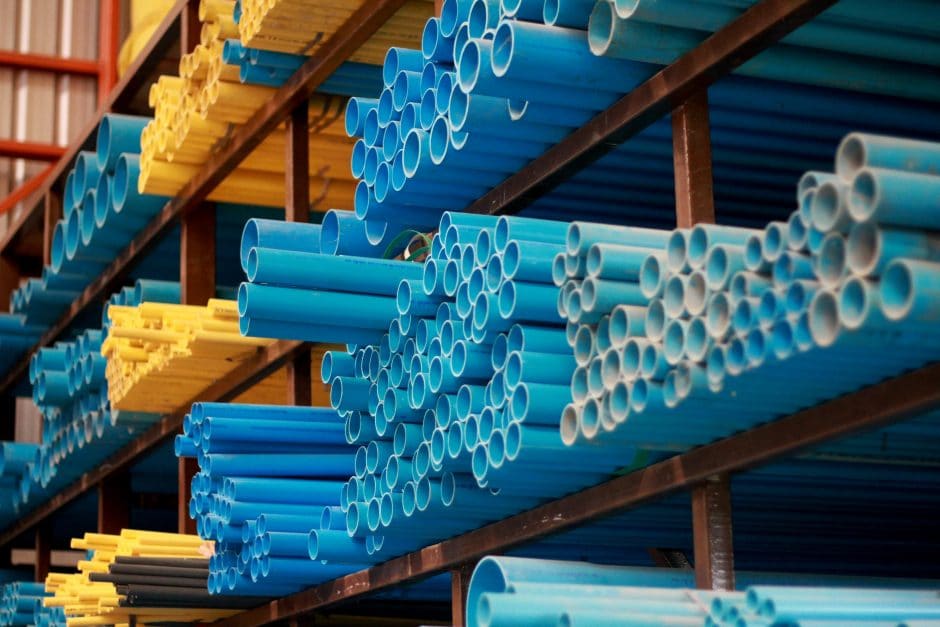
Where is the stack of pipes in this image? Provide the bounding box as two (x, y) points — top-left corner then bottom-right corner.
(239, 212), (663, 566)
(102, 300), (275, 414)
(88, 556), (261, 613)
(0, 316), (44, 377)
(588, 0), (940, 99)
(219, 39), (382, 92)
(561, 133), (940, 460)
(20, 279), (202, 520)
(0, 443), (39, 522)
(138, 0), (377, 209)
(29, 328), (123, 494)
(10, 114), (168, 330)
(43, 530), (242, 625)
(237, 0), (433, 63)
(0, 582), (50, 627)
(13, 273), (252, 526)
(466, 556), (940, 627)
(344, 0), (940, 237)
(174, 402), (355, 596)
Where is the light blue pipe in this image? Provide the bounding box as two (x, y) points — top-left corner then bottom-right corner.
(238, 283), (397, 330)
(880, 259), (940, 323)
(610, 0), (940, 66)
(492, 20), (650, 91)
(544, 0), (597, 27)
(848, 167), (940, 228)
(96, 114), (149, 173)
(591, 8), (940, 101)
(498, 280), (562, 324)
(836, 133), (940, 181)
(112, 154), (167, 215)
(383, 47), (425, 88)
(72, 151), (99, 202)
(457, 39), (618, 109)
(247, 247), (421, 295)
(239, 218), (321, 271)
(440, 0), (472, 37)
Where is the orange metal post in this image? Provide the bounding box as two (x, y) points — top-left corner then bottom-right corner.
(98, 0), (121, 106)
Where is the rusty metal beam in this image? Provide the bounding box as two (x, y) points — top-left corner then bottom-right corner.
(464, 0), (838, 216)
(180, 0), (202, 55)
(178, 199), (216, 535)
(98, 469), (131, 535)
(285, 103), (311, 223)
(0, 256), (19, 315)
(673, 92), (715, 228)
(42, 191), (63, 267)
(450, 563), (474, 627)
(33, 524), (50, 583)
(214, 360), (940, 626)
(692, 476), (734, 590)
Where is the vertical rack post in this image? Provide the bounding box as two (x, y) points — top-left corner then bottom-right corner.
(97, 0), (120, 106)
(43, 190), (63, 266)
(450, 562), (475, 627)
(176, 0), (211, 535)
(285, 101), (313, 406)
(98, 470), (131, 534)
(673, 92), (715, 229)
(672, 90), (733, 589)
(180, 0), (201, 57)
(692, 476), (735, 590)
(0, 256), (18, 313)
(178, 203), (216, 535)
(34, 524), (50, 582)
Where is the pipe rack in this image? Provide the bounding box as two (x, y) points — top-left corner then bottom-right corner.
(0, 1), (937, 626)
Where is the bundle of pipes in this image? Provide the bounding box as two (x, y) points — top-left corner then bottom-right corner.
(138, 0), (375, 210)
(236, 0), (433, 63)
(238, 212), (677, 565)
(102, 300), (275, 414)
(44, 530), (242, 626)
(89, 556), (262, 612)
(220, 39), (382, 93)
(588, 0), (940, 100)
(174, 402), (357, 596)
(0, 442), (39, 522)
(0, 315), (45, 378)
(22, 279), (205, 507)
(0, 582), (52, 627)
(465, 556), (940, 627)
(343, 0), (940, 237)
(7, 114), (167, 330)
(561, 133), (940, 461)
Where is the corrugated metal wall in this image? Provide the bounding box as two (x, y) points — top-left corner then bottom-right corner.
(0, 0), (99, 235)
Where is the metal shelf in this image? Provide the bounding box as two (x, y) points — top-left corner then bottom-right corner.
(0, 0), (936, 625)
(0, 339), (305, 548)
(0, 0), (407, 400)
(214, 361), (940, 627)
